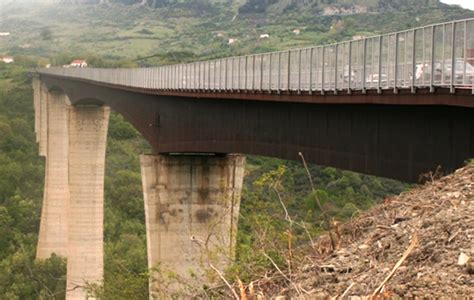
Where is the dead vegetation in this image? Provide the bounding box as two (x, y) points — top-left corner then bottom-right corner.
(218, 163), (474, 299)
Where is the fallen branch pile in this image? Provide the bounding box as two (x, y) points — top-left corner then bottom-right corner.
(233, 164), (474, 299)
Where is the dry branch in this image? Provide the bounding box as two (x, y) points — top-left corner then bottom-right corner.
(372, 233), (419, 297)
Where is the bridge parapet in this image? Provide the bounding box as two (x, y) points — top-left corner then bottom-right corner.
(37, 18), (474, 95)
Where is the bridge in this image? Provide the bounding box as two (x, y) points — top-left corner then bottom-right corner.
(33, 18), (474, 299)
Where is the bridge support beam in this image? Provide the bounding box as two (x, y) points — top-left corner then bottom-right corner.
(66, 106), (110, 300)
(33, 79), (110, 300)
(140, 154), (246, 296)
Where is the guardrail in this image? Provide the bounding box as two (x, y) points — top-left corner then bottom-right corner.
(38, 18), (474, 94)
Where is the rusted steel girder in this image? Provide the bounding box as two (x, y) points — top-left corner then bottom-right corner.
(39, 75), (474, 182)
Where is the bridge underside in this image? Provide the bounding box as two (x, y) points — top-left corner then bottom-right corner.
(41, 75), (474, 182)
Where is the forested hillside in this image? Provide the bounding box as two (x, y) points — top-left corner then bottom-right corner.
(0, 0), (472, 298)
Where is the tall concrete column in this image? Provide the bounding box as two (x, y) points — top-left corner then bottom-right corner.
(38, 82), (49, 157)
(32, 78), (41, 144)
(140, 154), (246, 297)
(66, 106), (110, 300)
(36, 90), (71, 259)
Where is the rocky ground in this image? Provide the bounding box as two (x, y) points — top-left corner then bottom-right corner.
(241, 164), (474, 299)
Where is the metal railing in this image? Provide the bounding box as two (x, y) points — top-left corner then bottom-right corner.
(38, 18), (474, 94)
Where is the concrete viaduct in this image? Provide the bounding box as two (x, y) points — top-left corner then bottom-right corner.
(32, 18), (474, 299)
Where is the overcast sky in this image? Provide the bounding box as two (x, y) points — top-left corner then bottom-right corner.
(441, 0), (474, 10)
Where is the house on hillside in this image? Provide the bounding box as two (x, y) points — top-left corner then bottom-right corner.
(1, 56), (14, 64)
(70, 59), (88, 68)
(0, 32), (10, 37)
(293, 29), (301, 35)
(259, 33), (270, 39)
(228, 38), (237, 45)
(352, 35), (366, 40)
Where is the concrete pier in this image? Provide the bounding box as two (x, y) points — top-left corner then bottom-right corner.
(67, 106), (110, 300)
(33, 81), (110, 299)
(32, 78), (41, 143)
(140, 154), (246, 296)
(36, 90), (71, 259)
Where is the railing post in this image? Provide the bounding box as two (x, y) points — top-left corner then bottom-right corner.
(378, 36), (383, 94)
(277, 52), (281, 94)
(287, 51), (291, 92)
(169, 66), (172, 89)
(309, 47), (314, 94)
(268, 53), (272, 93)
(180, 65), (182, 89)
(394, 33), (399, 94)
(244, 56), (248, 91)
(217, 60), (220, 91)
(170, 66), (172, 90)
(463, 20), (467, 87)
(321, 46), (325, 95)
(298, 49), (302, 94)
(230, 58), (234, 91)
(190, 63), (193, 91)
(176, 66), (179, 90)
(404, 32), (408, 87)
(195, 63), (198, 91)
(238, 57), (241, 92)
(186, 64), (189, 91)
(422, 28), (426, 86)
(158, 67), (163, 90)
(348, 41), (352, 94)
(160, 67), (163, 90)
(170, 66), (176, 90)
(412, 30), (417, 93)
(208, 61), (211, 91)
(442, 24), (446, 85)
(260, 54), (264, 91)
(156, 68), (159, 90)
(252, 55), (256, 91)
(214, 60), (217, 91)
(362, 38), (367, 93)
(171, 65), (174, 89)
(225, 58), (228, 91)
(199, 62), (202, 90)
(175, 65), (178, 90)
(334, 44), (338, 94)
(430, 25), (435, 93)
(451, 22), (456, 93)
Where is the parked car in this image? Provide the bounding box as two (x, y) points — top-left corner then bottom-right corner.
(366, 73), (388, 85)
(414, 59), (474, 85)
(437, 59), (474, 85)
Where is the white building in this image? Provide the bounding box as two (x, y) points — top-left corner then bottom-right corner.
(259, 33), (270, 39)
(293, 29), (301, 35)
(1, 56), (14, 64)
(228, 38), (237, 45)
(70, 59), (88, 68)
(0, 32), (10, 37)
(352, 35), (366, 40)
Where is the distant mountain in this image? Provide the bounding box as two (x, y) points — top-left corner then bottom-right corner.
(19, 0), (447, 12)
(35, 0), (233, 7)
(237, 0), (447, 15)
